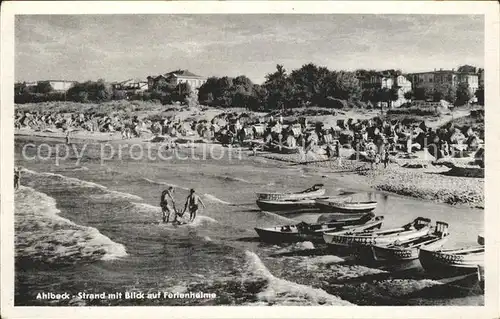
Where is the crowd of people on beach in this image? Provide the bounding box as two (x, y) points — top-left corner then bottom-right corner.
(15, 108), (483, 164)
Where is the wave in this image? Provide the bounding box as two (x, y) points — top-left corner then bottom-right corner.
(22, 168), (105, 189)
(22, 168), (143, 201)
(63, 166), (89, 171)
(243, 251), (352, 306)
(15, 186), (127, 265)
(203, 193), (232, 205)
(258, 211), (297, 225)
(189, 215), (218, 227)
(297, 255), (345, 271)
(216, 175), (252, 184)
(89, 190), (143, 202)
(142, 177), (190, 191)
(131, 202), (161, 215)
(274, 241), (315, 254)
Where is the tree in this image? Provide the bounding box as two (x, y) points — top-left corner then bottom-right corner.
(14, 82), (27, 95)
(457, 65), (477, 73)
(263, 64), (291, 110)
(413, 87), (433, 101)
(326, 71), (362, 101)
(361, 87), (377, 103)
(403, 90), (413, 100)
(374, 87), (398, 112)
(455, 82), (473, 106)
(475, 85), (484, 105)
(198, 77), (220, 105)
(36, 81), (53, 94)
(433, 83), (456, 103)
(66, 80), (113, 103)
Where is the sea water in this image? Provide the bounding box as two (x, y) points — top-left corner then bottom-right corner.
(13, 136), (484, 306)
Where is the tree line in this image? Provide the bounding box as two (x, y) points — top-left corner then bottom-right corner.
(15, 63), (484, 108)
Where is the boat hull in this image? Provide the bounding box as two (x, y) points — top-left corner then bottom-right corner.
(419, 246), (485, 278)
(256, 188), (325, 201)
(316, 199), (377, 213)
(255, 217), (384, 244)
(323, 226), (431, 251)
(256, 198), (320, 212)
(371, 236), (449, 262)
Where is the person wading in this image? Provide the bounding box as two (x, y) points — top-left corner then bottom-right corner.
(160, 187), (176, 223)
(14, 167), (20, 191)
(383, 147), (390, 169)
(183, 189), (206, 222)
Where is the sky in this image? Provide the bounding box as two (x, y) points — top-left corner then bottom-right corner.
(15, 14), (484, 84)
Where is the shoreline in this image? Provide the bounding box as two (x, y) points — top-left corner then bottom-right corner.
(15, 128), (484, 210)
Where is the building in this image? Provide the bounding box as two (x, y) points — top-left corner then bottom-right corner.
(478, 69), (484, 87)
(393, 75), (412, 107)
(147, 70), (207, 92)
(42, 80), (76, 92)
(356, 69), (412, 107)
(112, 79), (148, 93)
(408, 68), (480, 96)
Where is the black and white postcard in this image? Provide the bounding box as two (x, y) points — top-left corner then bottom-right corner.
(1, 1), (499, 318)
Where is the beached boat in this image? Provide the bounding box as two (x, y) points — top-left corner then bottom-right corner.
(255, 214), (383, 243)
(418, 245), (485, 278)
(323, 217), (432, 249)
(256, 184), (325, 201)
(256, 197), (323, 212)
(315, 198), (377, 213)
(371, 221), (449, 261)
(477, 264), (485, 283)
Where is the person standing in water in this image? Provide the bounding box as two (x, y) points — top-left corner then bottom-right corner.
(14, 167), (20, 190)
(160, 187), (176, 223)
(183, 189), (206, 222)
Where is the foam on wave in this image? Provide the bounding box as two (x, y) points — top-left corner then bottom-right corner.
(243, 251), (352, 306)
(15, 186), (128, 264)
(22, 168), (143, 201)
(203, 193), (232, 205)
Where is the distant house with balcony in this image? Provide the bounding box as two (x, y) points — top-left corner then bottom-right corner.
(408, 68), (480, 96)
(356, 69), (412, 107)
(147, 70), (207, 93)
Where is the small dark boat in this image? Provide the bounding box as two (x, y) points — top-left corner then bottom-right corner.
(477, 233), (484, 245)
(419, 245), (484, 279)
(256, 184), (325, 201)
(371, 221), (449, 261)
(323, 217), (432, 248)
(255, 214), (384, 243)
(315, 198), (377, 213)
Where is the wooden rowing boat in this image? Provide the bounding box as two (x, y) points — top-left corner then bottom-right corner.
(419, 245), (484, 278)
(256, 197), (323, 212)
(256, 184), (325, 201)
(255, 214), (383, 243)
(323, 217), (432, 249)
(315, 198), (377, 213)
(371, 221), (449, 261)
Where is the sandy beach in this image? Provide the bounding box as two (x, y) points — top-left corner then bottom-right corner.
(14, 103), (484, 209)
